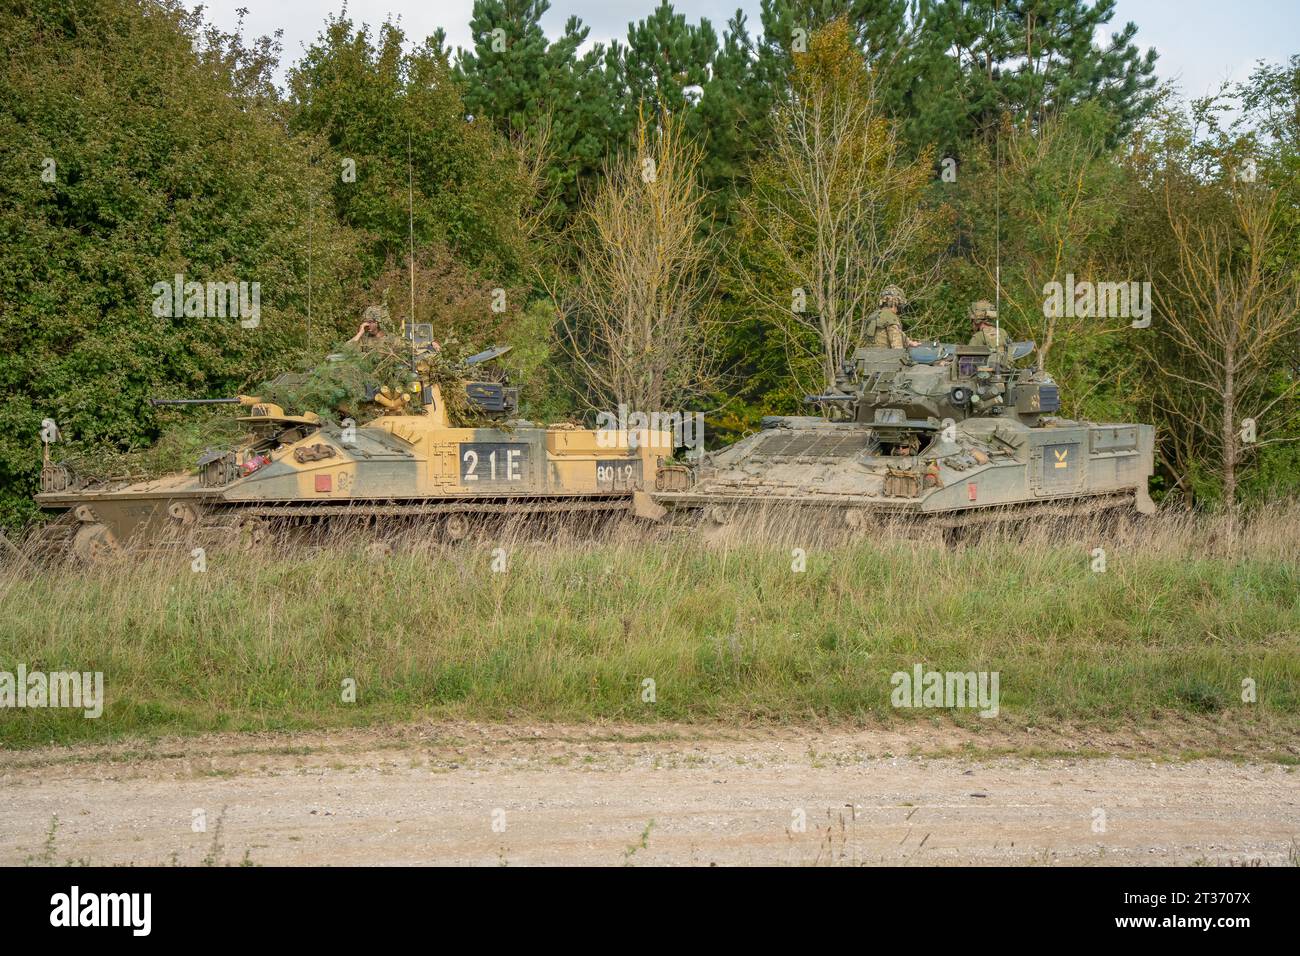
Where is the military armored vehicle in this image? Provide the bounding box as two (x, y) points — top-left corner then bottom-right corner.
(31, 329), (667, 562)
(652, 341), (1155, 531)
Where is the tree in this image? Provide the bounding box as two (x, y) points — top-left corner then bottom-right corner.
(0, 0), (360, 529)
(690, 11), (762, 222)
(900, 0), (1159, 158)
(456, 0), (623, 213)
(288, 15), (532, 285)
(1114, 77), (1300, 506)
(955, 105), (1123, 372)
(736, 1), (1158, 161)
(621, 1), (719, 118)
(734, 20), (946, 391)
(1149, 183), (1300, 510)
(551, 112), (719, 413)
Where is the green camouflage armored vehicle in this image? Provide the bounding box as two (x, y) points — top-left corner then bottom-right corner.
(652, 341), (1155, 530)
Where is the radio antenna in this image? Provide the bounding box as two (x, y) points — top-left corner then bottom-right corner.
(307, 155), (313, 351)
(407, 130), (417, 364)
(993, 3), (1001, 348)
(995, 121), (1001, 347)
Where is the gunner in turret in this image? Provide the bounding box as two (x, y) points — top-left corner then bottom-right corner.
(864, 285), (919, 349)
(967, 300), (1007, 353)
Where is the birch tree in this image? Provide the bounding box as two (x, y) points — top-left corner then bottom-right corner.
(734, 20), (943, 391)
(551, 111), (718, 412)
(1148, 183), (1300, 508)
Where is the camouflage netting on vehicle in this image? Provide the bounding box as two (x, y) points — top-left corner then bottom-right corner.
(60, 408), (248, 484)
(256, 338), (416, 423)
(56, 337), (509, 485)
(415, 338), (504, 428)
(257, 336), (499, 427)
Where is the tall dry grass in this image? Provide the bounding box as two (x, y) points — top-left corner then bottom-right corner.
(0, 502), (1296, 747)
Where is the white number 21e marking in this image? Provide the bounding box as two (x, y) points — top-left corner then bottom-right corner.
(462, 448), (523, 481)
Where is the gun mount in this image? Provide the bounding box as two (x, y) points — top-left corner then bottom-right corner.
(803, 342), (1061, 454)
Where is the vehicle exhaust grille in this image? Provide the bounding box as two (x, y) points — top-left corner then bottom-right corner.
(751, 431), (871, 461)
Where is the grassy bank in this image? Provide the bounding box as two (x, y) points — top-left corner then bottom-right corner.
(1, 506), (1297, 748)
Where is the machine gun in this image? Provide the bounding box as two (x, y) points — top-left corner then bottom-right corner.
(411, 344), (520, 419)
(801, 390), (859, 423)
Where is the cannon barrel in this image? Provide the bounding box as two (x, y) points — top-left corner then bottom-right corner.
(804, 393), (857, 404)
(149, 398), (240, 407)
(150, 395), (260, 408)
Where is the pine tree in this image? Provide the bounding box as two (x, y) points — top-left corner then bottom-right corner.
(901, 0), (1159, 157)
(742, 1), (1157, 159)
(457, 0), (624, 214)
(621, 1), (719, 119)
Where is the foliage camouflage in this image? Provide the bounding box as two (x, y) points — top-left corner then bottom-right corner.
(256, 336), (504, 428)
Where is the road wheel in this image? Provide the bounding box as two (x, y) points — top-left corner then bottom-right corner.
(71, 522), (121, 565)
(443, 514), (471, 542)
(843, 509), (876, 533)
(239, 518), (269, 552)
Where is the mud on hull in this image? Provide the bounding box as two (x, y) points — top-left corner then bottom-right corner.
(651, 418), (1157, 531)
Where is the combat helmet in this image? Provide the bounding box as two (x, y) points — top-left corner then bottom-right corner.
(879, 285), (908, 310)
(968, 299), (997, 324)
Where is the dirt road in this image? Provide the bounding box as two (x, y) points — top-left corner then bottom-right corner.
(2, 721), (1297, 866)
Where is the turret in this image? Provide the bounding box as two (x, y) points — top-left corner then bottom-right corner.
(804, 341), (1060, 452)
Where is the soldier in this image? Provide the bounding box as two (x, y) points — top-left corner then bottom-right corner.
(864, 285), (918, 349)
(348, 317), (384, 344)
(967, 300), (1006, 352)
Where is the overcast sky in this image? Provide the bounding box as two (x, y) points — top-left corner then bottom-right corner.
(201, 0), (1297, 100)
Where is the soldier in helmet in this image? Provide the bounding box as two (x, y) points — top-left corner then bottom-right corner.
(348, 317), (385, 345)
(864, 285), (918, 349)
(967, 300), (1006, 352)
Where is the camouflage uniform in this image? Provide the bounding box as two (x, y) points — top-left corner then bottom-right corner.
(968, 324), (1006, 351)
(864, 285), (908, 349)
(865, 306), (905, 348)
(966, 299), (1005, 352)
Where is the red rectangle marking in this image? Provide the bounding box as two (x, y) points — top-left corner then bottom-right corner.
(967, 482), (978, 501)
(315, 474), (332, 493)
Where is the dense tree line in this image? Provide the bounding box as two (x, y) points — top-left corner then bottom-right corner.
(1, 0), (1295, 528)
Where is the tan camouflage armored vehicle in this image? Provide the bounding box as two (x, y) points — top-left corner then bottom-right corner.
(32, 334), (667, 562)
(653, 341), (1155, 531)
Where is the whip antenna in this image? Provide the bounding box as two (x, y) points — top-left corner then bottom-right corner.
(307, 151), (313, 350)
(993, 5), (1001, 348)
(995, 121), (1001, 347)
(408, 131), (417, 364)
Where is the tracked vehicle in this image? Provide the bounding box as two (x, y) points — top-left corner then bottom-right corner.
(653, 341), (1155, 530)
(31, 332), (667, 562)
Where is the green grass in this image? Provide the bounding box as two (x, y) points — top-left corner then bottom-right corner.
(0, 513), (1297, 748)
